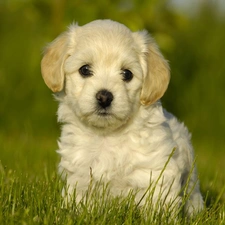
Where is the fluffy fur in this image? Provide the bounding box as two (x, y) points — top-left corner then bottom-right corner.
(41, 19), (203, 216)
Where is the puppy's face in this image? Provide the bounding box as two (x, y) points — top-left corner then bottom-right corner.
(41, 20), (170, 131)
(64, 24), (143, 130)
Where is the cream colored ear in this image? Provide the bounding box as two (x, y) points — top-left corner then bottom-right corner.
(41, 32), (69, 92)
(134, 31), (170, 106)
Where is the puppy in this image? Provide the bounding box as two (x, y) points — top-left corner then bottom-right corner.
(41, 19), (203, 216)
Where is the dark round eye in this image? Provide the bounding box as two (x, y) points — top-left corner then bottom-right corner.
(122, 69), (133, 82)
(79, 65), (93, 77)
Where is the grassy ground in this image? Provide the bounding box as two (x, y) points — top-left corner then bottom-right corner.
(1, 171), (224, 225)
(0, 168), (224, 225)
(0, 134), (225, 224)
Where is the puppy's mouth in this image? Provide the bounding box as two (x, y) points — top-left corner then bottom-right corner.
(81, 106), (130, 130)
(96, 108), (112, 117)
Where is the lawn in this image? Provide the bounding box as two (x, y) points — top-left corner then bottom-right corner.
(0, 133), (225, 224)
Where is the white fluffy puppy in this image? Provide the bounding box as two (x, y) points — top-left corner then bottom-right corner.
(41, 19), (203, 216)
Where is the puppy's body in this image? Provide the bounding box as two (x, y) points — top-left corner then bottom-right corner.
(58, 100), (202, 215)
(41, 20), (203, 216)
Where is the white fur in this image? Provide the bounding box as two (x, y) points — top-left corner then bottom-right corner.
(41, 19), (203, 216)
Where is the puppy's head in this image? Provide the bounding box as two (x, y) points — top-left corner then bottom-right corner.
(41, 20), (170, 130)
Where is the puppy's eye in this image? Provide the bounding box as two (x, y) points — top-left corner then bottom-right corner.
(79, 65), (93, 78)
(122, 69), (133, 82)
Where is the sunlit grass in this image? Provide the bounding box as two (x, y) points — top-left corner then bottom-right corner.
(1, 136), (225, 224)
(1, 166), (225, 224)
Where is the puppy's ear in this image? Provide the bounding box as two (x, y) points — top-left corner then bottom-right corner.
(133, 31), (170, 106)
(41, 32), (69, 92)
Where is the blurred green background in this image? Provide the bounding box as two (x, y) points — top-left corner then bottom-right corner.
(0, 0), (225, 195)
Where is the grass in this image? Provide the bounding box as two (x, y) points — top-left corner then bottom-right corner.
(1, 167), (225, 225)
(1, 136), (225, 225)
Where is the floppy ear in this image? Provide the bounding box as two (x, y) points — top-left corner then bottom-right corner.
(133, 31), (170, 106)
(41, 32), (69, 92)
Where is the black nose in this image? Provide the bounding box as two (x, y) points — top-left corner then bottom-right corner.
(96, 89), (114, 108)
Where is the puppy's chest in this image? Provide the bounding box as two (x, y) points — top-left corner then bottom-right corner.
(60, 130), (157, 179)
(72, 134), (139, 169)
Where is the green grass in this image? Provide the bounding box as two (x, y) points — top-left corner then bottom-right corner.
(1, 137), (225, 225)
(0, 166), (225, 225)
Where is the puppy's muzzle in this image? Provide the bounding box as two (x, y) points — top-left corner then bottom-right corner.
(96, 89), (114, 109)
